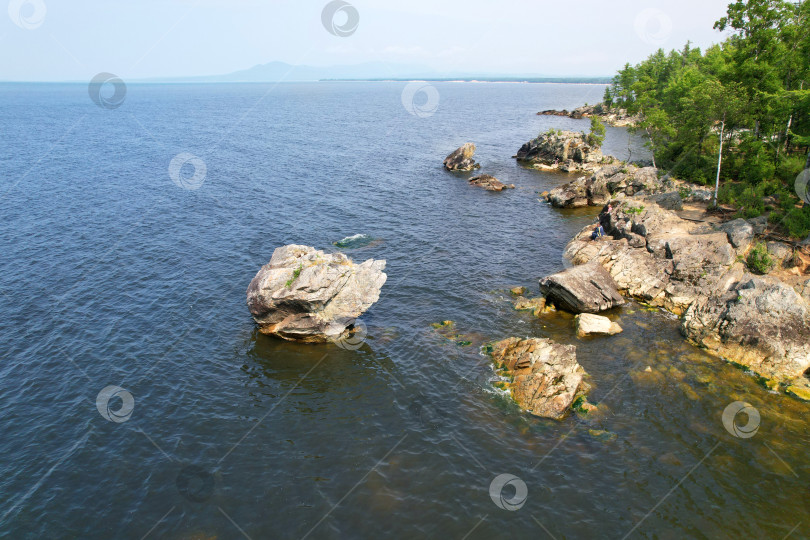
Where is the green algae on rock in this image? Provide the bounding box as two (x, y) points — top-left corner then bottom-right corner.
(513, 296), (546, 316)
(487, 337), (588, 420)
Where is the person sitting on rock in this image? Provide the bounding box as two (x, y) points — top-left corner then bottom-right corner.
(590, 224), (605, 240)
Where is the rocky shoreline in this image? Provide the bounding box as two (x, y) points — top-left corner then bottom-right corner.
(489, 128), (810, 417)
(537, 103), (640, 127)
(549, 163), (810, 399)
(244, 130), (810, 422)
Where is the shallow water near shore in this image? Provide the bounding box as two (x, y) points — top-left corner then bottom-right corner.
(1, 81), (809, 539)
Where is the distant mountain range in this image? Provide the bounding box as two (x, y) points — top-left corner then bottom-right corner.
(138, 61), (611, 84)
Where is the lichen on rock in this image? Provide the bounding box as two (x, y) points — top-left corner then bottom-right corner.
(246, 245), (386, 343)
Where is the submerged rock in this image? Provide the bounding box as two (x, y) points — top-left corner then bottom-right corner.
(430, 320), (474, 347)
(588, 429), (617, 442)
(574, 313), (623, 337)
(489, 337), (587, 419)
(246, 245), (386, 342)
(514, 296), (546, 316)
(539, 261), (625, 313)
(443, 143), (480, 172)
(333, 233), (375, 249)
(468, 174), (514, 191)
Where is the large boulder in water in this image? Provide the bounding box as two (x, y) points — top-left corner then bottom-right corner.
(489, 337), (587, 419)
(575, 313), (623, 337)
(443, 143), (480, 172)
(539, 261), (625, 313)
(246, 245), (387, 342)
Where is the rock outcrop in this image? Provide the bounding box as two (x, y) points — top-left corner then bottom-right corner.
(468, 174), (514, 191)
(539, 261), (625, 313)
(682, 277), (810, 381)
(562, 196), (810, 390)
(516, 130), (608, 173)
(718, 218), (754, 252)
(444, 143), (480, 172)
(246, 245), (386, 342)
(545, 164), (663, 208)
(565, 201), (740, 315)
(489, 337), (587, 419)
(575, 313), (623, 337)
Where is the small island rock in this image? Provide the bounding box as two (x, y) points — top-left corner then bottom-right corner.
(489, 337), (587, 419)
(246, 245), (386, 342)
(443, 143), (480, 172)
(516, 130), (606, 173)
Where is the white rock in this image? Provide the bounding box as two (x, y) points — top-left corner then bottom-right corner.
(575, 313), (623, 337)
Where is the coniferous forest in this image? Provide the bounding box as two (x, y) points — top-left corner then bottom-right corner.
(605, 0), (810, 238)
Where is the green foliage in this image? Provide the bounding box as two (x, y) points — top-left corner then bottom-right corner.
(746, 242), (775, 274)
(781, 206), (810, 238)
(588, 116), (606, 147)
(285, 264), (303, 288)
(737, 187), (766, 219)
(625, 205), (645, 216)
(603, 87), (614, 108)
(609, 0), (810, 238)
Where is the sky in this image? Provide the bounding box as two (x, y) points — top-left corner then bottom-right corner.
(0, 0), (734, 81)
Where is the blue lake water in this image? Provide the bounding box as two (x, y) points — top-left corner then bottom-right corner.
(1, 81), (808, 539)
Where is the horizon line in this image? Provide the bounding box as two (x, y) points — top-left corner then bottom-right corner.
(0, 77), (613, 84)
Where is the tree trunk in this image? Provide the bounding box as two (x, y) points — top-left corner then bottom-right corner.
(784, 113), (793, 153)
(714, 114), (726, 208)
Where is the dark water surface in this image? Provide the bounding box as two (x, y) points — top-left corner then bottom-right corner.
(1, 82), (808, 539)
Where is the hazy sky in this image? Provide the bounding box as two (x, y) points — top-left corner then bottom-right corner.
(1, 0), (733, 81)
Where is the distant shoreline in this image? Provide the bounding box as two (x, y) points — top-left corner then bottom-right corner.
(0, 78), (612, 85)
(321, 77), (612, 84)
